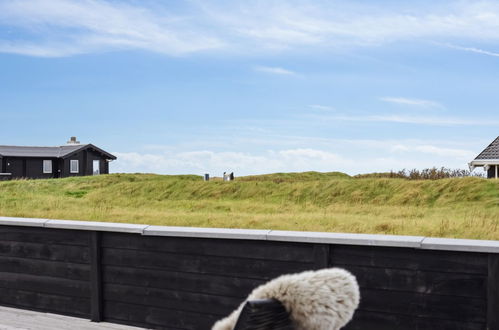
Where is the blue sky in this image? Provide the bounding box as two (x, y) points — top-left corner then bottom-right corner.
(1, 0), (499, 175)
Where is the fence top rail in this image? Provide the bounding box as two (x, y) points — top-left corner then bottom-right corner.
(0, 216), (498, 253)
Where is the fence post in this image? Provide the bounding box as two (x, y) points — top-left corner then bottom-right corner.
(489, 254), (499, 330)
(90, 231), (103, 322)
(313, 244), (330, 269)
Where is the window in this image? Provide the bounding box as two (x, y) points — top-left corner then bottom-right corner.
(43, 160), (52, 174)
(70, 160), (79, 173)
(93, 160), (100, 175)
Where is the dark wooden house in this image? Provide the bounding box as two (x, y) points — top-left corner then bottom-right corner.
(0, 137), (116, 180)
(469, 136), (499, 179)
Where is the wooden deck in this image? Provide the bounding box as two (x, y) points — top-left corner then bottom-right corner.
(0, 306), (146, 330)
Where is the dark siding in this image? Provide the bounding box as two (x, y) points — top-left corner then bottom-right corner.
(3, 157), (58, 179)
(487, 165), (498, 179)
(25, 158), (57, 179)
(85, 149), (106, 176)
(4, 158), (24, 178)
(63, 151), (85, 177)
(61, 149), (111, 177)
(0, 226), (91, 318)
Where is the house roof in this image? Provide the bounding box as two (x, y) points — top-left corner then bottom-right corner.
(474, 136), (499, 160)
(0, 144), (116, 160)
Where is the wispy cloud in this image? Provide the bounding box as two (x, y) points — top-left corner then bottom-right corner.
(0, 0), (224, 57)
(308, 104), (334, 111)
(440, 43), (499, 58)
(4, 1), (499, 57)
(380, 97), (443, 109)
(391, 144), (474, 159)
(367, 115), (489, 126)
(203, 1), (499, 51)
(254, 65), (295, 75)
(309, 114), (499, 126)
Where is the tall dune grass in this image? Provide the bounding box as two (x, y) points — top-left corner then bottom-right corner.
(0, 172), (498, 239)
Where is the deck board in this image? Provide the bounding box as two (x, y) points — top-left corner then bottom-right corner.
(0, 306), (146, 330)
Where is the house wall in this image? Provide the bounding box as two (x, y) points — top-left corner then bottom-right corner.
(3, 158), (24, 178)
(62, 151), (85, 177)
(62, 149), (110, 178)
(0, 218), (497, 330)
(0, 157), (10, 180)
(85, 149), (109, 175)
(2, 157), (58, 179)
(26, 158), (58, 179)
(487, 165), (498, 179)
(0, 145), (113, 179)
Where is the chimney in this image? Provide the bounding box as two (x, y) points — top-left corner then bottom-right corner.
(67, 136), (80, 145)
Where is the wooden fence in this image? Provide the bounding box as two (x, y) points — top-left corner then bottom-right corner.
(0, 217), (497, 330)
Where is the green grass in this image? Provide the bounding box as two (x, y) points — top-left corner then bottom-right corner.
(1, 172), (499, 239)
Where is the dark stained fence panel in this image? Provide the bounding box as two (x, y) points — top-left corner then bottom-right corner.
(357, 288), (485, 323)
(103, 265), (264, 298)
(0, 240), (89, 263)
(331, 245), (488, 329)
(340, 264), (487, 298)
(102, 247), (312, 280)
(0, 287), (90, 318)
(346, 310), (485, 330)
(0, 224), (496, 330)
(331, 245), (488, 274)
(0, 226), (91, 318)
(0, 226), (89, 246)
(488, 254), (499, 330)
(101, 232), (315, 262)
(0, 256), (89, 281)
(0, 272), (89, 298)
(104, 283), (241, 316)
(100, 233), (322, 329)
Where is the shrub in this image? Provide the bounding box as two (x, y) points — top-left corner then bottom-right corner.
(355, 167), (484, 180)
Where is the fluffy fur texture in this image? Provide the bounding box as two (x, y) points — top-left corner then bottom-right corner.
(212, 268), (360, 330)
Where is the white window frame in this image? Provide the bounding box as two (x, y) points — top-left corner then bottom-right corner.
(70, 160), (79, 174)
(43, 160), (52, 174)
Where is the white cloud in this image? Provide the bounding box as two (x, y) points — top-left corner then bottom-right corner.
(440, 43), (499, 58)
(111, 141), (475, 176)
(308, 104), (334, 111)
(112, 149), (352, 175)
(4, 1), (499, 56)
(380, 97), (443, 109)
(254, 65), (295, 75)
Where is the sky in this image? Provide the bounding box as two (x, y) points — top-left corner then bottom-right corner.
(1, 0), (499, 176)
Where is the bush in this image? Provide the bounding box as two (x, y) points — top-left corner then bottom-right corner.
(355, 167), (484, 180)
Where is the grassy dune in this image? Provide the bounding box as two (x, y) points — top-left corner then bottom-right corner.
(0, 172), (498, 239)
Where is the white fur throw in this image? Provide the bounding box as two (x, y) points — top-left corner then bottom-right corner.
(212, 268), (360, 330)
